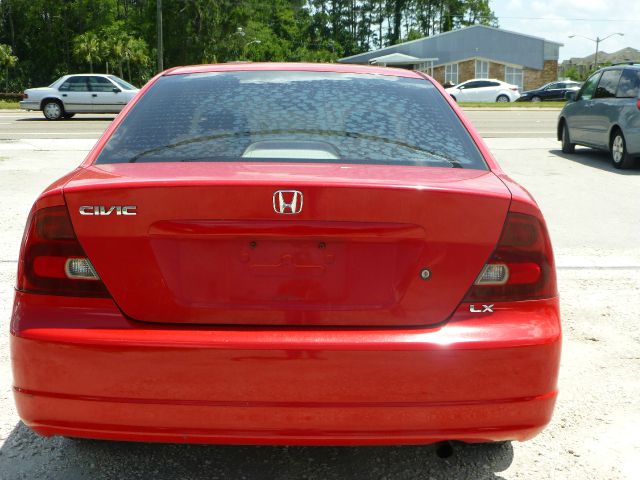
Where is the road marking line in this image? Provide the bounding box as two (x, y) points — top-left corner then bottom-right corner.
(0, 132), (104, 135)
(480, 131), (556, 134)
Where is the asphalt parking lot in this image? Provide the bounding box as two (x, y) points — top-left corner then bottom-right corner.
(0, 110), (639, 479)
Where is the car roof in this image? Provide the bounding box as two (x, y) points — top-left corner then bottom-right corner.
(165, 62), (425, 79)
(63, 73), (114, 77)
(55, 74), (116, 82)
(600, 64), (640, 71)
(460, 78), (507, 82)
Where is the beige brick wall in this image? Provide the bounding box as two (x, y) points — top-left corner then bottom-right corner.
(432, 59), (558, 89)
(523, 60), (558, 91)
(433, 65), (445, 85)
(458, 59), (475, 83)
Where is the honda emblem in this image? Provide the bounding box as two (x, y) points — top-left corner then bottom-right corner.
(273, 190), (303, 214)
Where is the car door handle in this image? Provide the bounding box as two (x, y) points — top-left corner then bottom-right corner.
(92, 94), (97, 97)
(62, 94), (67, 97)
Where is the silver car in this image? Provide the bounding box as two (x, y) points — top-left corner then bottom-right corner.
(558, 65), (640, 169)
(19, 74), (139, 120)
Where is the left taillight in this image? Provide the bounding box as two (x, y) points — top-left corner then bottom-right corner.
(17, 205), (110, 297)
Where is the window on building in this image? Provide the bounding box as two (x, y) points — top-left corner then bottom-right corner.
(475, 60), (489, 79)
(415, 61), (434, 76)
(505, 66), (523, 90)
(445, 63), (458, 85)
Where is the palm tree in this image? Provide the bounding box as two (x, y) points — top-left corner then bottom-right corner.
(0, 44), (18, 92)
(104, 34), (127, 79)
(73, 32), (101, 73)
(126, 37), (150, 84)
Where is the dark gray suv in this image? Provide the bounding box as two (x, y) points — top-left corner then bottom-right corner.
(558, 65), (640, 169)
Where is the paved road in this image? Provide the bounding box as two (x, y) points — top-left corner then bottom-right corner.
(464, 109), (559, 138)
(0, 109), (560, 140)
(0, 111), (114, 140)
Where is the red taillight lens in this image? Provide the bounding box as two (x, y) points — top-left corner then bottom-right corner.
(463, 212), (556, 302)
(17, 205), (110, 297)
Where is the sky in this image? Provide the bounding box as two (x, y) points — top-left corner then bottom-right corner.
(489, 0), (639, 61)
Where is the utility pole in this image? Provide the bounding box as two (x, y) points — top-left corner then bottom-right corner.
(569, 33), (624, 71)
(157, 0), (163, 72)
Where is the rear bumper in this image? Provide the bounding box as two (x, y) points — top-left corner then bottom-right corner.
(11, 291), (561, 445)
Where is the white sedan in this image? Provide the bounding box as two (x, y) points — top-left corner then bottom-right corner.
(445, 79), (520, 103)
(19, 74), (139, 120)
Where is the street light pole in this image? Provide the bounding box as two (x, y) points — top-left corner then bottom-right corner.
(568, 33), (624, 70)
(157, 0), (163, 72)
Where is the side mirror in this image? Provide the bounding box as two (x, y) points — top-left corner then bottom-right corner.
(565, 91), (576, 101)
(112, 87), (121, 93)
(457, 85), (465, 90)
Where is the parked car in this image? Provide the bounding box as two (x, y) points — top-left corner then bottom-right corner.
(518, 81), (581, 102)
(445, 79), (520, 102)
(19, 74), (139, 120)
(558, 65), (640, 169)
(12, 63), (560, 446)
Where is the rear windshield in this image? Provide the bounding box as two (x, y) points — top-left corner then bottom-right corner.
(96, 70), (486, 169)
(109, 75), (137, 91)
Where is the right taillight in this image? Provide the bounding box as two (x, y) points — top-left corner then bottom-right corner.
(17, 205), (110, 297)
(463, 212), (557, 302)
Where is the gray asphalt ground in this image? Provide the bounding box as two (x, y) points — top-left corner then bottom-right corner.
(0, 110), (639, 479)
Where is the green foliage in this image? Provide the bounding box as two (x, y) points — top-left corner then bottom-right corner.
(0, 43), (18, 92)
(0, 43), (18, 68)
(562, 67), (593, 82)
(0, 0), (497, 91)
(73, 32), (101, 73)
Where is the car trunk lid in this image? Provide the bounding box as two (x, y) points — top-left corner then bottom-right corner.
(64, 162), (511, 326)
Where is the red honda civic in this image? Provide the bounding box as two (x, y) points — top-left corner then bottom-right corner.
(11, 63), (560, 446)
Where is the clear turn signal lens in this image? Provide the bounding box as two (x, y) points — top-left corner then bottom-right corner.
(475, 264), (508, 285)
(65, 258), (100, 280)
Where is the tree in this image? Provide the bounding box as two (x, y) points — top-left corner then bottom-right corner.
(73, 32), (101, 73)
(1, 1), (499, 90)
(563, 67), (581, 82)
(0, 43), (18, 92)
(125, 37), (150, 84)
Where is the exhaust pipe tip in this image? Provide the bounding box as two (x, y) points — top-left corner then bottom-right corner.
(435, 441), (455, 459)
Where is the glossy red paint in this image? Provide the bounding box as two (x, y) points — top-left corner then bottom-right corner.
(11, 62), (561, 445)
(12, 291), (560, 445)
(63, 164), (511, 326)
